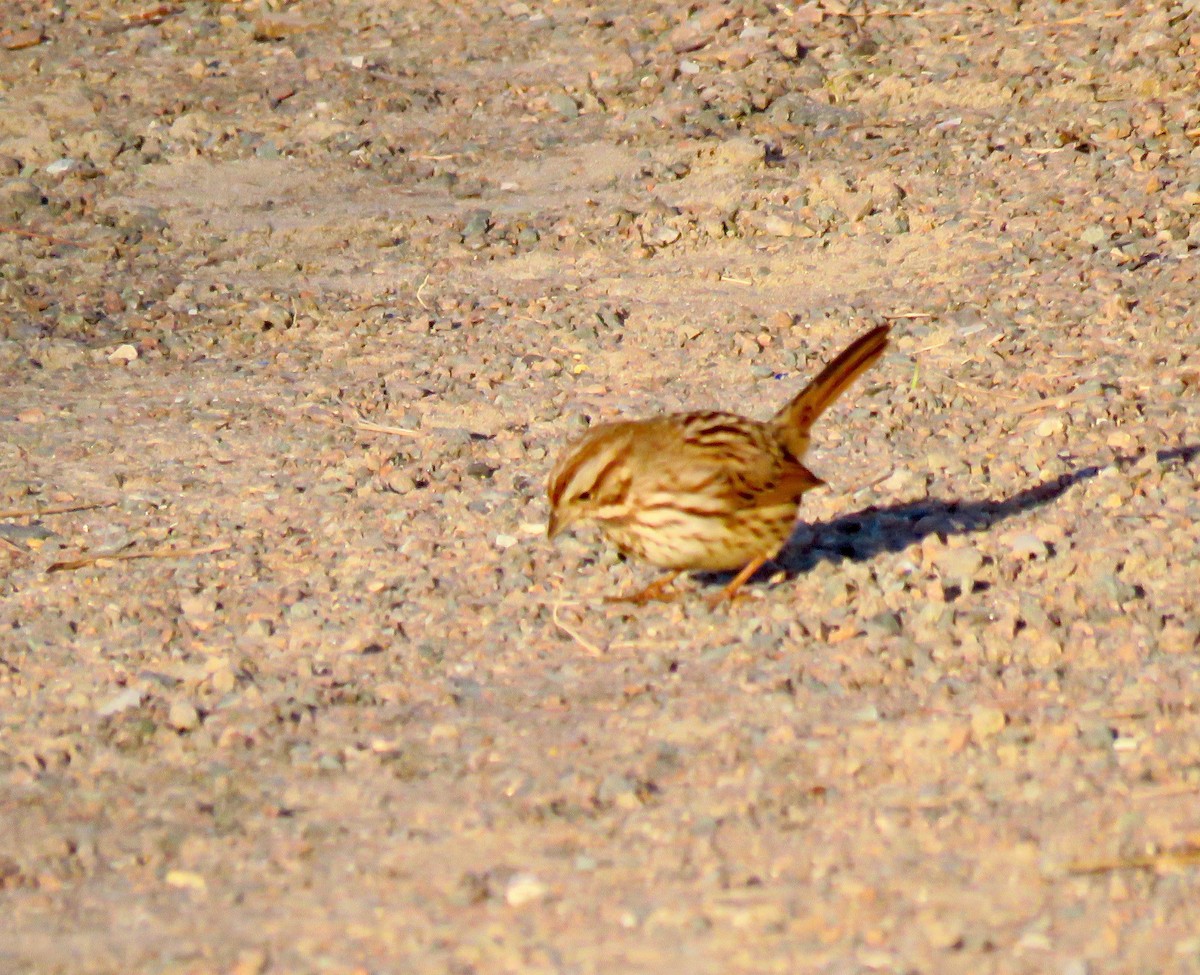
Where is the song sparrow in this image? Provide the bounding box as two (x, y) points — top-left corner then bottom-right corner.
(547, 323), (891, 606)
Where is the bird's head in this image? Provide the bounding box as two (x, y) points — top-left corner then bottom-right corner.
(546, 424), (632, 540)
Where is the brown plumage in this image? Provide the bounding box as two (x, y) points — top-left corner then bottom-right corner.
(547, 324), (891, 605)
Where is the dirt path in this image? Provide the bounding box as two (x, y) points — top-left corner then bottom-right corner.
(3, 2), (1199, 972)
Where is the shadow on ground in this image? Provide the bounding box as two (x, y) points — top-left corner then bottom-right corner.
(767, 444), (1200, 578)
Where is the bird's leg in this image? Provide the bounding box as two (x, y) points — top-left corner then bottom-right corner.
(607, 571), (683, 605)
(705, 555), (770, 609)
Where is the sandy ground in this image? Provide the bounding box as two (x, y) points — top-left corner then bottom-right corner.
(2, 1), (1200, 972)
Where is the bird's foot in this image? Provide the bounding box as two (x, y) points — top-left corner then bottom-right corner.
(606, 571), (683, 605)
(703, 555), (770, 610)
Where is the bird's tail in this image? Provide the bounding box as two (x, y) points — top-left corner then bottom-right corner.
(770, 323), (891, 458)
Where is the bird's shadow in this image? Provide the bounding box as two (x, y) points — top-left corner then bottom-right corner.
(744, 444), (1200, 581)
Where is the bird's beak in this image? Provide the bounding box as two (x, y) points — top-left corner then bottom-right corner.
(547, 510), (561, 540)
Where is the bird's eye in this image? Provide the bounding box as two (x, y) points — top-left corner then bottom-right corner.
(577, 489), (592, 502)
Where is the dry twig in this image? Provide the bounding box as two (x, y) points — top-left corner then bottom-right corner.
(48, 541), (231, 573)
(101, 4), (180, 32)
(551, 601), (606, 656)
(354, 418), (422, 438)
(0, 501), (116, 520)
(1067, 845), (1200, 876)
(0, 225), (83, 248)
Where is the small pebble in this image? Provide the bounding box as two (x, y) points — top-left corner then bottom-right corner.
(971, 707), (1007, 740)
(168, 700), (201, 732)
(504, 873), (549, 907)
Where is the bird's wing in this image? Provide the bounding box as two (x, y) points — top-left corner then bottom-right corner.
(660, 414), (822, 503)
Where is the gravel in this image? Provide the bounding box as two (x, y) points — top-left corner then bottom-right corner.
(2, 0), (1199, 972)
